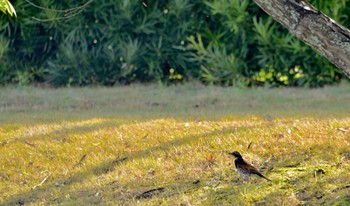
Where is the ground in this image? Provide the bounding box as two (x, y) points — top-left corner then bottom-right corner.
(0, 83), (350, 205)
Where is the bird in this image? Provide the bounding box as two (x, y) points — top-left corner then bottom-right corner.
(228, 151), (271, 181)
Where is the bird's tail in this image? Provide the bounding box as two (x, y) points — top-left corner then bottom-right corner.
(262, 175), (272, 182)
(256, 173), (272, 181)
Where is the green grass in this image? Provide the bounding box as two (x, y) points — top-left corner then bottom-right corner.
(0, 83), (350, 205)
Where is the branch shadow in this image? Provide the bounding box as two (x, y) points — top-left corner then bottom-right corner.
(0, 119), (127, 148)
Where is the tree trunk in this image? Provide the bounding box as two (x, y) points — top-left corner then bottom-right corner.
(253, 0), (350, 78)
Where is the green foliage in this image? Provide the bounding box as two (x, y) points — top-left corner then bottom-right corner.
(0, 0), (348, 86)
(0, 0), (16, 17)
(188, 34), (248, 86)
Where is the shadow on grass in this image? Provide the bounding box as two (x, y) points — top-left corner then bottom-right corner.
(0, 119), (124, 149)
(1, 121), (268, 205)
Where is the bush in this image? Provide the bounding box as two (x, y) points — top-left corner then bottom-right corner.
(0, 0), (348, 86)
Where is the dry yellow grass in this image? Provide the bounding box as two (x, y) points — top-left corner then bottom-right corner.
(0, 83), (350, 205)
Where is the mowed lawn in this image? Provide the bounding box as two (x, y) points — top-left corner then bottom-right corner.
(0, 83), (350, 205)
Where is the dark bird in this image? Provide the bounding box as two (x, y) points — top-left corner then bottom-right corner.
(228, 151), (271, 181)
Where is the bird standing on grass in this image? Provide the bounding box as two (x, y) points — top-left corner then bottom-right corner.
(228, 151), (271, 181)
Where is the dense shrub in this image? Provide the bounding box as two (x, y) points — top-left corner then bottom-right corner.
(0, 0), (349, 86)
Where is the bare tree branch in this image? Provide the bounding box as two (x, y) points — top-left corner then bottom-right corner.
(25, 0), (93, 22)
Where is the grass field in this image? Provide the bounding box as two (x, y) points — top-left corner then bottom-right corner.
(0, 83), (350, 205)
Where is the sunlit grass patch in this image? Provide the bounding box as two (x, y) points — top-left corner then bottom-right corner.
(1, 115), (349, 205)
